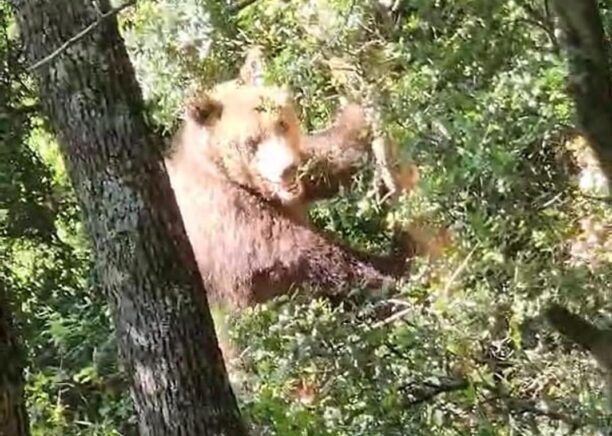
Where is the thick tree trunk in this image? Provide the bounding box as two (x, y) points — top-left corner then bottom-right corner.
(0, 283), (29, 436)
(9, 1), (246, 434)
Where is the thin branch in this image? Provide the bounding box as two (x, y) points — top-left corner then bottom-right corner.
(371, 246), (478, 330)
(343, 0), (357, 28)
(578, 193), (612, 203)
(441, 244), (478, 296)
(515, 17), (560, 53)
(385, 298), (411, 307)
(480, 386), (586, 429)
(402, 377), (469, 406)
(371, 305), (414, 329)
(229, 0), (259, 14)
(505, 398), (582, 430)
(544, 0), (552, 22)
(514, 0), (560, 52)
(27, 0), (137, 72)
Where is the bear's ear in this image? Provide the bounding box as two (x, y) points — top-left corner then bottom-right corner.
(184, 94), (223, 126)
(239, 46), (265, 86)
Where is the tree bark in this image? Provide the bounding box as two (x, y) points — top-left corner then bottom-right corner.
(0, 283), (29, 436)
(9, 1), (247, 434)
(551, 0), (612, 185)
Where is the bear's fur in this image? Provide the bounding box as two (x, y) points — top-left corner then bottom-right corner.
(165, 79), (414, 310)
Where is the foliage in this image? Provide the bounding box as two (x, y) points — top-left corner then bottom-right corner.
(2, 0), (611, 434)
(120, 0), (240, 130)
(222, 3), (611, 433)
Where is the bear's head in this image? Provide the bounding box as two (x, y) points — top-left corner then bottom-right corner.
(183, 82), (304, 206)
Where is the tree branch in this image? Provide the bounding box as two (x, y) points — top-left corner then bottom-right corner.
(546, 304), (612, 372)
(402, 377), (469, 406)
(26, 0), (136, 72)
(504, 397), (582, 429)
(515, 0), (560, 52)
(546, 303), (612, 408)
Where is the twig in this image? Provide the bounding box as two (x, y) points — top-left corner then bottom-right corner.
(441, 244), (478, 296)
(344, 0), (357, 28)
(230, 0), (259, 13)
(544, 0), (552, 22)
(505, 398), (582, 429)
(480, 387), (585, 429)
(515, 17), (560, 52)
(372, 245), (479, 330)
(27, 0), (136, 72)
(514, 0), (560, 52)
(371, 305), (414, 329)
(385, 298), (411, 307)
(539, 192), (563, 209)
(578, 193), (612, 203)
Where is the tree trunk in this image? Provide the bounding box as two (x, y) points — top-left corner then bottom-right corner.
(552, 0), (612, 186)
(9, 1), (247, 434)
(0, 283), (29, 436)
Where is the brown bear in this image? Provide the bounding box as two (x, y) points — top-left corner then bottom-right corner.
(164, 76), (415, 310)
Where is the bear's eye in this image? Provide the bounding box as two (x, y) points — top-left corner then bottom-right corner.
(277, 120), (289, 134)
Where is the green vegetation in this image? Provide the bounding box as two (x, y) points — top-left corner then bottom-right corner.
(2, 0), (610, 434)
